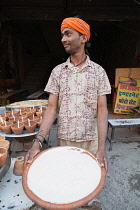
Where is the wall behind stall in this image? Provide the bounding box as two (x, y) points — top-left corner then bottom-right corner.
(89, 21), (140, 86)
(41, 20), (140, 85)
(3, 20), (140, 96)
(40, 21), (67, 71)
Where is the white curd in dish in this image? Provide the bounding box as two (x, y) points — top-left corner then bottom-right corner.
(27, 146), (101, 204)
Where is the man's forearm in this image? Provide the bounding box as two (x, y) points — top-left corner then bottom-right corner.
(35, 106), (57, 142)
(97, 107), (108, 151)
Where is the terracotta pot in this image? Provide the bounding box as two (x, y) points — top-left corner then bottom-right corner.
(0, 135), (5, 140)
(18, 108), (30, 115)
(8, 116), (19, 121)
(29, 116), (39, 122)
(37, 121), (41, 128)
(8, 120), (17, 124)
(0, 140), (10, 150)
(0, 116), (7, 122)
(26, 109), (36, 117)
(24, 121), (37, 133)
(19, 107), (30, 112)
(1, 122), (12, 134)
(37, 118), (42, 128)
(8, 110), (19, 116)
(36, 111), (45, 117)
(0, 147), (7, 167)
(23, 121), (29, 128)
(18, 116), (28, 122)
(36, 107), (46, 117)
(9, 114), (19, 119)
(18, 119), (28, 128)
(36, 107), (46, 112)
(11, 122), (24, 135)
(13, 156), (24, 176)
(19, 111), (26, 116)
(25, 112), (32, 118)
(1, 113), (11, 118)
(19, 113), (28, 118)
(0, 122), (2, 131)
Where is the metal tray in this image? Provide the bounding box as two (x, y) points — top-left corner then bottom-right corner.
(0, 127), (39, 138)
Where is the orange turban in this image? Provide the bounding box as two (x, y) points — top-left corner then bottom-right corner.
(61, 17), (91, 41)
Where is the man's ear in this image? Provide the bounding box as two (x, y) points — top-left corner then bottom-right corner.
(81, 34), (88, 43)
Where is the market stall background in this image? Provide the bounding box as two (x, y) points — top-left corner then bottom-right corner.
(0, 0), (140, 105)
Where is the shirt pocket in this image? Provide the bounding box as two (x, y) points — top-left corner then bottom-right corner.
(83, 79), (98, 109)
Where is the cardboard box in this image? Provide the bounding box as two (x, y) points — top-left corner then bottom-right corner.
(115, 68), (140, 88)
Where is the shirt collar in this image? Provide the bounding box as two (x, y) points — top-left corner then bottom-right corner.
(64, 55), (92, 69)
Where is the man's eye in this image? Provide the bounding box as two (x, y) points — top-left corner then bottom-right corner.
(67, 32), (71, 36)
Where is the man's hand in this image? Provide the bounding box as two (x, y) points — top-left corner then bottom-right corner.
(96, 149), (108, 172)
(24, 143), (40, 165)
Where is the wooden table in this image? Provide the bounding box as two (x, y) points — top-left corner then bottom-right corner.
(107, 118), (140, 150)
(0, 89), (28, 105)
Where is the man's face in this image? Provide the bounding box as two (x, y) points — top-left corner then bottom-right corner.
(61, 28), (83, 54)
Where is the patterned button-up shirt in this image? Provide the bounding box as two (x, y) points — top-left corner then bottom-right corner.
(44, 56), (111, 142)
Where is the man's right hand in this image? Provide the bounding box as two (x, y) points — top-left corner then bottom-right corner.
(24, 142), (41, 165)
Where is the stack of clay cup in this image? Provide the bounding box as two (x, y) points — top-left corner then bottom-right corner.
(0, 106), (46, 135)
(0, 137), (10, 167)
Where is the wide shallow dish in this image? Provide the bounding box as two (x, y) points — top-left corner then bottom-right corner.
(6, 100), (48, 109)
(22, 146), (106, 210)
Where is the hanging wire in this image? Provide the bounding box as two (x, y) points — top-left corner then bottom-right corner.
(132, 0), (140, 5)
(128, 68), (132, 78)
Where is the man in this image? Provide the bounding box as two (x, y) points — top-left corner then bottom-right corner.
(25, 17), (111, 172)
